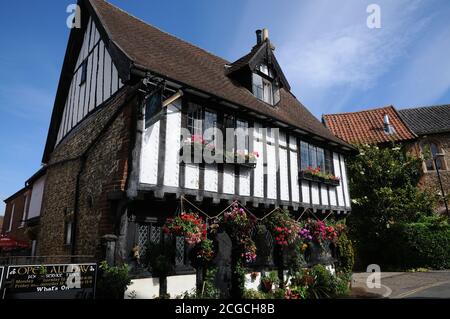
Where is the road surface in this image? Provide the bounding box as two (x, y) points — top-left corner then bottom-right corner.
(352, 271), (450, 299)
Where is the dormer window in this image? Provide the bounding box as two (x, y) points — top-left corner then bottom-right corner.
(252, 64), (280, 106)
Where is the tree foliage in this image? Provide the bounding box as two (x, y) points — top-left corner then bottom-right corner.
(346, 144), (437, 268)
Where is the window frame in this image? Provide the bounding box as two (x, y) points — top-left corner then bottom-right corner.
(420, 141), (447, 172)
(300, 141), (334, 174)
(252, 64), (280, 106)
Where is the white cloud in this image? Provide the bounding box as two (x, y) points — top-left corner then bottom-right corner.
(388, 24), (450, 108)
(272, 0), (432, 114)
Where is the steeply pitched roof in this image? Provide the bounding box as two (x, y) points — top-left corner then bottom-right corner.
(398, 104), (450, 136)
(323, 106), (416, 145)
(86, 0), (352, 149)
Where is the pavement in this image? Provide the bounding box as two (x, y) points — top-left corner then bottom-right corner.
(351, 271), (450, 299)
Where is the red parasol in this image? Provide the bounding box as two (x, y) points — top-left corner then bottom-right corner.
(0, 235), (31, 250)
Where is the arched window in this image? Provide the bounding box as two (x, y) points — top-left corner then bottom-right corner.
(420, 141), (446, 171)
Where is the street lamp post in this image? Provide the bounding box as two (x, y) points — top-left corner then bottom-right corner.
(434, 153), (449, 218)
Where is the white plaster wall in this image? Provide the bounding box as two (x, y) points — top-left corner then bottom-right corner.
(239, 169), (251, 196)
(204, 164), (218, 192)
(266, 144), (277, 200)
(245, 272), (261, 290)
(320, 184), (329, 206)
(164, 102), (181, 187)
(27, 175), (46, 219)
(223, 166), (235, 194)
(56, 17), (122, 145)
(185, 164), (200, 190)
(311, 182), (320, 205)
(253, 125), (264, 198)
(329, 186), (337, 206)
(167, 274), (197, 297)
(279, 148), (289, 201)
(140, 122), (160, 185)
(124, 277), (160, 299)
(124, 274), (196, 299)
(301, 181), (310, 204)
(333, 152), (345, 207)
(340, 156), (351, 208)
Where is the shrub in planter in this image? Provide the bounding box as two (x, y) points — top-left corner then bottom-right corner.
(96, 261), (132, 299)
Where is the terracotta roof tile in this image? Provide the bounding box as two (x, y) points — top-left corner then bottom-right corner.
(323, 106), (416, 145)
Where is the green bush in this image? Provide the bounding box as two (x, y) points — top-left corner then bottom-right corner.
(243, 289), (268, 299)
(96, 261), (132, 299)
(336, 233), (354, 275)
(346, 144), (437, 268)
(383, 217), (450, 269)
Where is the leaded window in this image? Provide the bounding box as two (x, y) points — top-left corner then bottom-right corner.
(187, 103), (202, 136)
(300, 141), (333, 174)
(421, 141), (446, 171)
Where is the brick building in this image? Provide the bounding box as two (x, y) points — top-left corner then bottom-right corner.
(1, 168), (46, 256)
(2, 187), (31, 243)
(8, 0), (356, 297)
(323, 104), (450, 215)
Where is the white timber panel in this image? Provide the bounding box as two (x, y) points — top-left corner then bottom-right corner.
(97, 41), (105, 105)
(88, 45), (98, 112)
(301, 181), (310, 204)
(163, 102), (181, 187)
(340, 155), (351, 208)
(311, 182), (320, 205)
(55, 16), (124, 146)
(103, 50), (112, 101)
(333, 152), (345, 207)
(279, 149), (289, 202)
(329, 186), (337, 206)
(239, 168), (251, 196)
(112, 64), (119, 93)
(266, 134), (277, 200)
(223, 166), (235, 194)
(253, 124), (264, 198)
(289, 136), (300, 203)
(140, 122), (160, 185)
(185, 164), (200, 190)
(320, 184), (329, 206)
(205, 164), (218, 192)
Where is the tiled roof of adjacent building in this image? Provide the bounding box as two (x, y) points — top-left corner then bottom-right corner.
(322, 106), (416, 145)
(398, 104), (450, 136)
(87, 0), (352, 149)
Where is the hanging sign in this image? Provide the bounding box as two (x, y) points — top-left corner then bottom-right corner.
(2, 263), (97, 299)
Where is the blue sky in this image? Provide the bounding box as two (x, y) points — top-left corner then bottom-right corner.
(1, 0), (450, 215)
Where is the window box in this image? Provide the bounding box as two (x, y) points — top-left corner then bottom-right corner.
(298, 171), (340, 186)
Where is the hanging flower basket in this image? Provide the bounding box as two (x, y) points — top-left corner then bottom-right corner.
(163, 212), (207, 245)
(220, 203), (257, 263)
(265, 210), (300, 247)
